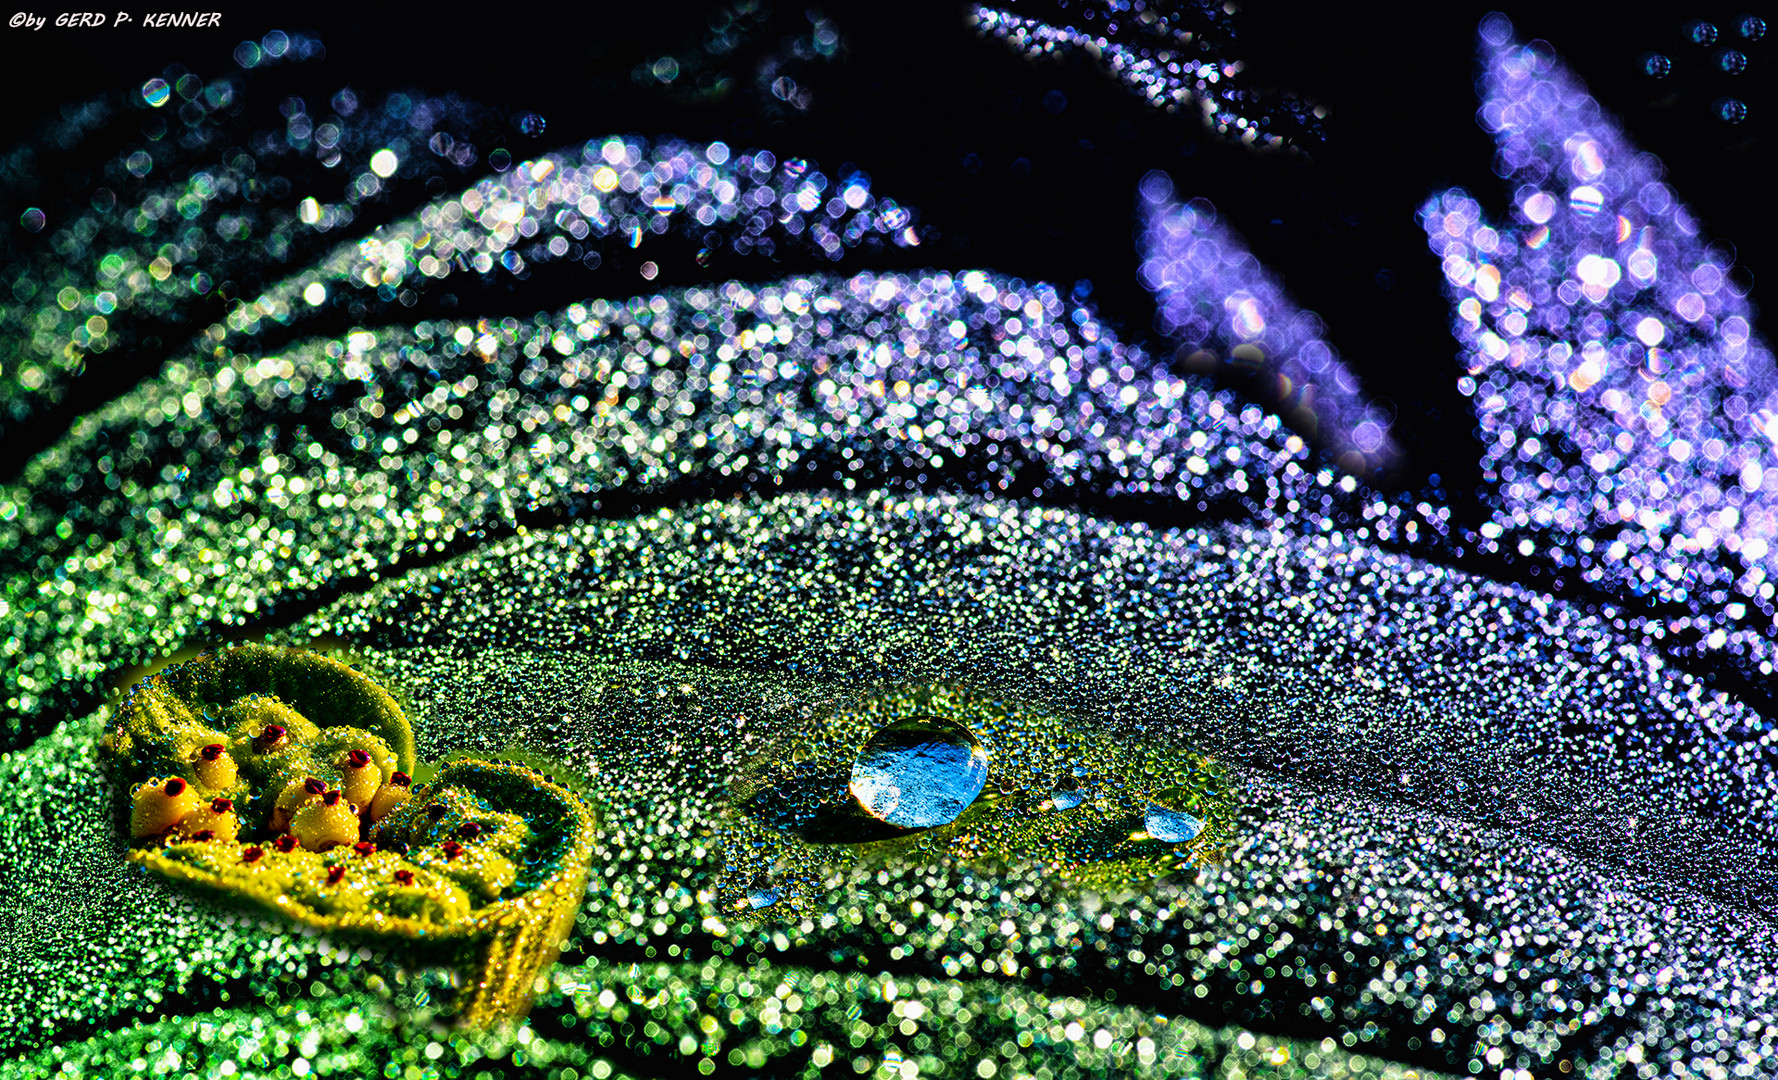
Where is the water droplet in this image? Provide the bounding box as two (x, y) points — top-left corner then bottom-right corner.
(19, 208), (45, 233)
(848, 717), (988, 830)
(1719, 99), (1748, 124)
(141, 78), (170, 108)
(1740, 16), (1767, 41)
(1644, 54), (1671, 79)
(517, 113), (547, 137)
(1691, 21), (1719, 46)
(1143, 803), (1205, 843)
(1050, 788), (1085, 811)
(1720, 50), (1747, 75)
(746, 884), (780, 910)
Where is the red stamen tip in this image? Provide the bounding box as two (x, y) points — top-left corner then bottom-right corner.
(211, 796), (233, 813)
(275, 835), (299, 852)
(164, 778), (187, 796)
(242, 846), (264, 863)
(200, 743), (225, 761)
(442, 840), (464, 860)
(261, 724), (286, 741)
(456, 822), (482, 839)
(391, 771), (412, 787)
(304, 777), (327, 795)
(354, 841), (376, 857)
(426, 803), (447, 821)
(326, 865), (347, 884)
(192, 829), (215, 842)
(393, 869), (414, 885)
(347, 749), (372, 768)
(322, 790), (343, 807)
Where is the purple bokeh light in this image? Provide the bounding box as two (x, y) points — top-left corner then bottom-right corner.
(1421, 15), (1778, 641)
(1140, 171), (1400, 474)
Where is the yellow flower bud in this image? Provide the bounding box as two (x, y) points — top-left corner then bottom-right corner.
(365, 771), (413, 825)
(290, 790), (360, 852)
(130, 777), (200, 838)
(340, 747), (382, 807)
(270, 775), (329, 833)
(177, 796), (241, 842)
(192, 743), (238, 791)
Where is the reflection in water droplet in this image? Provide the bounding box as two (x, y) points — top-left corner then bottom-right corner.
(848, 717), (988, 829)
(1143, 803), (1205, 843)
(1644, 54), (1671, 78)
(141, 78), (170, 107)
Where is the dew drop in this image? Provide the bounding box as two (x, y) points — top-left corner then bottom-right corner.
(848, 717), (988, 830)
(1143, 803), (1205, 843)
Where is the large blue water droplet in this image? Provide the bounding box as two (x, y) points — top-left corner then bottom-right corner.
(1144, 803), (1205, 843)
(848, 717), (988, 829)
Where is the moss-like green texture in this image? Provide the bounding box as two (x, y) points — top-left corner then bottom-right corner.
(99, 645), (599, 1027)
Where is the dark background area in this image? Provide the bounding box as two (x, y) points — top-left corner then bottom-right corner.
(1, 0), (1771, 500)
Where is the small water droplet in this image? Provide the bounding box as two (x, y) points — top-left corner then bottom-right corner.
(1050, 789), (1085, 811)
(746, 885), (780, 910)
